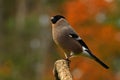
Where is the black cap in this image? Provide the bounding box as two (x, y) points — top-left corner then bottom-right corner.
(51, 15), (65, 24)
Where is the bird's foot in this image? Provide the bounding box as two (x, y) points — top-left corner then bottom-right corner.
(65, 57), (71, 67)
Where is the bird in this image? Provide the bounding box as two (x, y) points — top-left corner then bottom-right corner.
(50, 15), (109, 69)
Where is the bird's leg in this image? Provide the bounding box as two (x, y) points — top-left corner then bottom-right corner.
(64, 53), (71, 67)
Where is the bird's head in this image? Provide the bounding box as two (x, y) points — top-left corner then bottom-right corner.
(51, 15), (65, 24)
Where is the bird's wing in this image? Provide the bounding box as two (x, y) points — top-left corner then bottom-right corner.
(68, 33), (89, 50)
(68, 33), (109, 69)
(68, 33), (94, 58)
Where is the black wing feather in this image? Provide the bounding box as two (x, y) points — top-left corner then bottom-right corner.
(69, 33), (89, 49)
(69, 33), (109, 69)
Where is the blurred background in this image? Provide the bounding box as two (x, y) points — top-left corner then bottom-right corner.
(0, 0), (120, 80)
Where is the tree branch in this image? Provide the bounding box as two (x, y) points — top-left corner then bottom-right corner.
(53, 59), (73, 80)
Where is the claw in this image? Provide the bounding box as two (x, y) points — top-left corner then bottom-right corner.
(65, 58), (71, 67)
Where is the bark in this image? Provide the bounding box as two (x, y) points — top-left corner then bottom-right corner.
(53, 59), (73, 80)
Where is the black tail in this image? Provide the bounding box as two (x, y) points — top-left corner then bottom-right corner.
(91, 53), (109, 69)
(78, 39), (109, 69)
